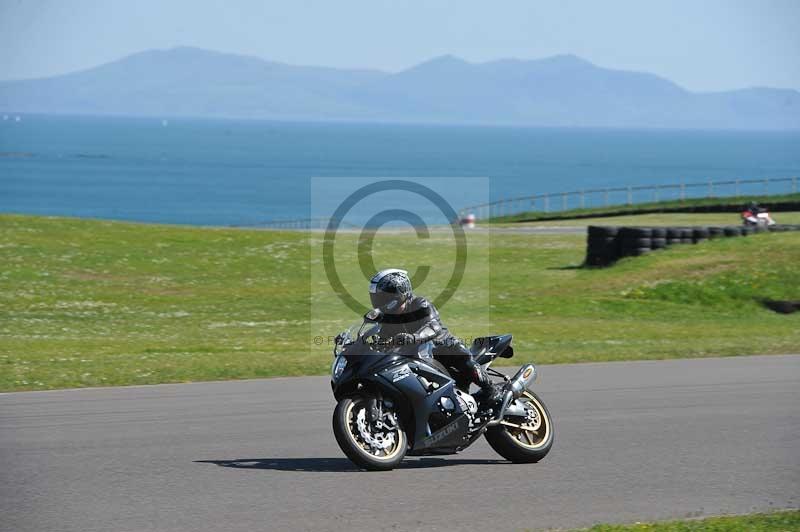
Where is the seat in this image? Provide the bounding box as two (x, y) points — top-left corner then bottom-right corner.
(470, 334), (513, 363)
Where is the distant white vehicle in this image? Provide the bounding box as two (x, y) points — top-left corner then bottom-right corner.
(741, 203), (776, 227)
(459, 213), (476, 229)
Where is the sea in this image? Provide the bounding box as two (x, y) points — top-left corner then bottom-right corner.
(1, 114), (799, 226)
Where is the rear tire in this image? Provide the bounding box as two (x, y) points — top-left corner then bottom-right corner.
(485, 390), (554, 463)
(333, 397), (407, 471)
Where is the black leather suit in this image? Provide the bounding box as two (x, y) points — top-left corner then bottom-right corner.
(377, 296), (492, 390)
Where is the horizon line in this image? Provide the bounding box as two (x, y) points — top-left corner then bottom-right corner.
(2, 45), (799, 94)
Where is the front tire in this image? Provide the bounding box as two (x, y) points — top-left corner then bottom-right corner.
(333, 396), (407, 471)
(485, 390), (554, 463)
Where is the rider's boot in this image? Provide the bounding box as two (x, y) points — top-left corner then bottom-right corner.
(469, 361), (505, 413)
(476, 383), (506, 411)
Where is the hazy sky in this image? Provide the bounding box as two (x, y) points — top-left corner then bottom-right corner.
(1, 0), (799, 91)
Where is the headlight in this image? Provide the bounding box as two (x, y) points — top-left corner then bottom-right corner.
(331, 355), (347, 381)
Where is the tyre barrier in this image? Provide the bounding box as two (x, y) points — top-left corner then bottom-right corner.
(692, 227), (710, 243)
(585, 223), (800, 267)
(585, 226), (620, 266)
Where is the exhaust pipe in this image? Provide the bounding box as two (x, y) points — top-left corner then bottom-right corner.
(508, 364), (537, 400)
(487, 364), (537, 425)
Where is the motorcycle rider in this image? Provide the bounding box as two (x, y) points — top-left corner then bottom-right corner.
(368, 268), (505, 411)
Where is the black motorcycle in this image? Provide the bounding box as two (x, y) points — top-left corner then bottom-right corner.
(330, 309), (554, 470)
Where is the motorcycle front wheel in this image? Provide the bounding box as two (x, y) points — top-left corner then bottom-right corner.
(485, 389), (554, 463)
(332, 396), (407, 471)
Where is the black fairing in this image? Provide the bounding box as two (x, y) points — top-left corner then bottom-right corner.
(332, 342), (471, 452)
(471, 334), (514, 365)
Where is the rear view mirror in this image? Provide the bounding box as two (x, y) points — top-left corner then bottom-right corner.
(364, 308), (383, 322)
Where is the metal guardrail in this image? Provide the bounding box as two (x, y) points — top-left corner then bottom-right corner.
(458, 177), (799, 220)
(237, 177), (798, 229)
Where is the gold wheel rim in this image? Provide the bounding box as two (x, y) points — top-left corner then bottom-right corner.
(344, 400), (404, 461)
(503, 391), (550, 450)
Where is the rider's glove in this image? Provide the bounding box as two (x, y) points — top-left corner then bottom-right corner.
(393, 332), (415, 346)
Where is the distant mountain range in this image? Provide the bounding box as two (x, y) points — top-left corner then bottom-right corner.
(1, 46), (798, 129)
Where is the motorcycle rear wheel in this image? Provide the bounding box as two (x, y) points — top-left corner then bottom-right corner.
(485, 389), (554, 463)
(333, 396), (407, 471)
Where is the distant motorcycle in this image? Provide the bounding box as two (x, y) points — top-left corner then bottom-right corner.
(742, 206), (776, 227)
(329, 309), (554, 470)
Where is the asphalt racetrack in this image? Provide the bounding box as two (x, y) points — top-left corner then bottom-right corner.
(2, 355), (798, 531)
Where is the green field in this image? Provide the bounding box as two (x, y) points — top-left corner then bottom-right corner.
(575, 510), (800, 532)
(1, 214), (799, 391)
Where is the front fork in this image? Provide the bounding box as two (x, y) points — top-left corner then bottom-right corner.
(366, 396), (381, 423)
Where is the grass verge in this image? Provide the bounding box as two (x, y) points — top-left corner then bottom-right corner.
(500, 211), (800, 228)
(489, 192), (800, 224)
(1, 214), (798, 391)
(574, 510), (800, 531)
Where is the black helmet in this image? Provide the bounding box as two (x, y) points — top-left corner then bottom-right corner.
(369, 269), (412, 311)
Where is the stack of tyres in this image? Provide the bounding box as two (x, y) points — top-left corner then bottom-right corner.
(667, 227), (683, 246)
(651, 227), (667, 249)
(766, 224), (800, 232)
(692, 227), (710, 243)
(583, 222), (796, 269)
(619, 227), (652, 257)
(585, 226), (619, 266)
(723, 226), (741, 237)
